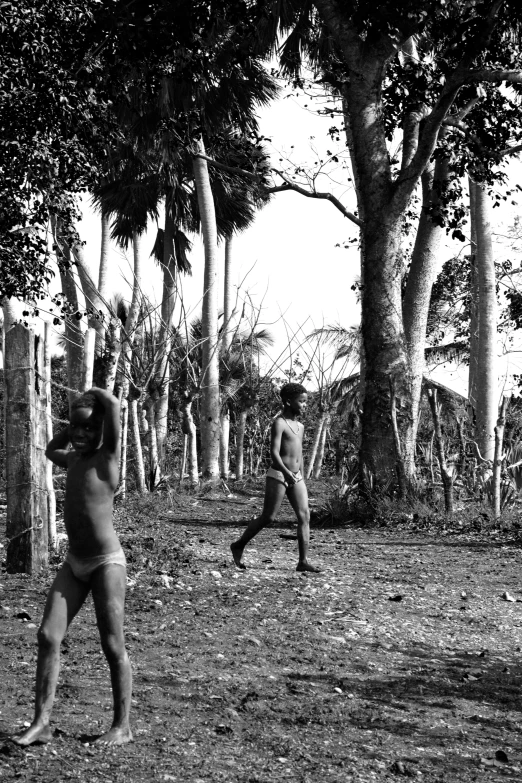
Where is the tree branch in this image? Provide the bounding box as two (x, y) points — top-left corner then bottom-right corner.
(268, 171), (363, 227)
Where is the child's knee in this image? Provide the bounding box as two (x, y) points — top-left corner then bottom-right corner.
(37, 624), (62, 651)
(101, 633), (126, 664)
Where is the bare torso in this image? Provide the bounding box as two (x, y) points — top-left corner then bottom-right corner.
(64, 448), (120, 557)
(271, 416), (303, 474)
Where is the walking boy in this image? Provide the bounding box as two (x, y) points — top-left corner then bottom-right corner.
(231, 382), (320, 573)
(13, 388), (132, 746)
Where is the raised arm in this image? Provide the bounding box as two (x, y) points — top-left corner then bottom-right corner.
(87, 387), (121, 456)
(45, 427), (71, 468)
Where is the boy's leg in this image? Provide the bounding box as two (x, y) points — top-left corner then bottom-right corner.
(90, 563), (132, 745)
(13, 565), (90, 745)
(287, 481), (320, 573)
(231, 478), (287, 568)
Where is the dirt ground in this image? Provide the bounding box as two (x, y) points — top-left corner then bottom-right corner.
(2, 478), (522, 782)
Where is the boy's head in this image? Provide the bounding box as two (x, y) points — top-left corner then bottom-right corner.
(280, 383), (308, 416)
(69, 393), (104, 454)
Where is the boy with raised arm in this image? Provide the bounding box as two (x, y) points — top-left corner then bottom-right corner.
(231, 382), (320, 573)
(13, 388), (132, 747)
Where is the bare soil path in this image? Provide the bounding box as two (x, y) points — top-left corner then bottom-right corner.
(1, 480), (522, 781)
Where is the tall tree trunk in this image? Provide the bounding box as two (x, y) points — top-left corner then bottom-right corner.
(73, 240), (106, 390)
(96, 213), (111, 355)
(43, 322), (57, 547)
(193, 141), (220, 481)
(155, 211), (178, 470)
(468, 182), (480, 409)
(470, 179), (497, 461)
(119, 231), (144, 497)
(219, 235), (234, 479)
(427, 388), (455, 514)
(55, 227), (84, 406)
(403, 158), (448, 473)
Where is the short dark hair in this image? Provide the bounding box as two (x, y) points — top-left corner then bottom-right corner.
(70, 392), (104, 419)
(280, 382), (307, 402)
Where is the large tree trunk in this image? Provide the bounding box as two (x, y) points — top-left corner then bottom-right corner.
(193, 141), (220, 481)
(470, 179), (497, 461)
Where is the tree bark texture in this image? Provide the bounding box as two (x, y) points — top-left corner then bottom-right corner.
(155, 210), (178, 470)
(403, 159), (448, 471)
(427, 388), (454, 515)
(306, 411), (327, 480)
(235, 408), (249, 479)
(4, 324), (49, 573)
(181, 394), (199, 486)
(219, 409), (231, 479)
(193, 141), (220, 481)
(470, 180), (497, 461)
(129, 396), (147, 494)
(312, 413), (330, 479)
(492, 396), (509, 519)
(43, 322), (57, 547)
(468, 182), (479, 410)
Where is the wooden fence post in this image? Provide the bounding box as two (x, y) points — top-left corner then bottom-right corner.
(4, 324), (49, 573)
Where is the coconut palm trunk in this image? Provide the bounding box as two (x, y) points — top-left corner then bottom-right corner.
(55, 228), (84, 407)
(193, 140), (220, 481)
(219, 235), (234, 479)
(119, 230), (144, 495)
(154, 211), (178, 471)
(470, 179), (497, 461)
(96, 213), (111, 355)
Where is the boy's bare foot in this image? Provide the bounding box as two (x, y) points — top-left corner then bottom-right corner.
(13, 721), (52, 746)
(296, 562), (321, 573)
(230, 542), (246, 569)
(94, 726), (133, 746)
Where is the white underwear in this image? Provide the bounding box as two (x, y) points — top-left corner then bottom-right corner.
(65, 547), (127, 583)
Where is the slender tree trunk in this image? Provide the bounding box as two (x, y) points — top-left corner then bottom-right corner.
(219, 406), (231, 480)
(55, 227), (84, 406)
(427, 388), (454, 514)
(222, 235), (234, 352)
(155, 210), (178, 470)
(179, 435), (188, 486)
(43, 322), (57, 547)
(193, 140), (220, 481)
(181, 393), (199, 486)
(492, 396), (509, 519)
(129, 395), (147, 494)
(306, 411), (327, 480)
(312, 413), (330, 479)
(403, 158), (448, 472)
(146, 396), (160, 489)
(119, 231), (144, 497)
(103, 318), (122, 392)
(235, 408), (249, 479)
(73, 241), (105, 390)
(468, 182), (479, 409)
(470, 179), (497, 461)
(96, 213), (111, 355)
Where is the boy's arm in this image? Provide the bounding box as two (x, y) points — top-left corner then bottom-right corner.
(87, 387), (121, 456)
(45, 428), (71, 468)
(270, 418), (297, 484)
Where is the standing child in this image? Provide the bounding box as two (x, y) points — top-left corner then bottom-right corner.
(230, 383), (320, 573)
(13, 388), (132, 746)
